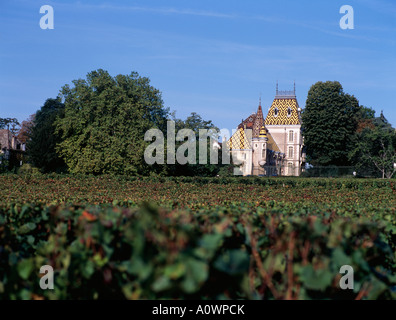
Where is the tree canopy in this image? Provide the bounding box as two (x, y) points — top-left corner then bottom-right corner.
(28, 98), (66, 173)
(55, 69), (169, 175)
(302, 81), (361, 166)
(166, 112), (223, 177)
(349, 111), (395, 178)
(17, 114), (35, 145)
(0, 118), (20, 134)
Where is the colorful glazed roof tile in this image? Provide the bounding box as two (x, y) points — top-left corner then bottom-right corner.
(252, 105), (265, 137)
(259, 125), (267, 139)
(227, 127), (251, 150)
(238, 113), (256, 130)
(264, 98), (301, 125)
(228, 86), (301, 150)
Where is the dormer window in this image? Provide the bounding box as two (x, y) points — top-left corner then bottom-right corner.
(287, 108), (292, 117)
(274, 108), (279, 117)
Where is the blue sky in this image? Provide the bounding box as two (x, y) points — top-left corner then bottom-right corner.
(1, 0), (395, 131)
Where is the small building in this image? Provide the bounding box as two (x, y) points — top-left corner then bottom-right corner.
(0, 129), (25, 162)
(0, 129), (25, 151)
(227, 84), (306, 176)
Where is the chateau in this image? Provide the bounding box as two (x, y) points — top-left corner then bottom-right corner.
(227, 84), (306, 176)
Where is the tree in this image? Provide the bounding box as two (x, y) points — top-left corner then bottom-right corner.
(172, 112), (217, 135)
(55, 69), (169, 175)
(302, 81), (361, 166)
(349, 111), (396, 178)
(28, 98), (66, 173)
(0, 118), (20, 133)
(17, 114), (35, 145)
(167, 112), (222, 176)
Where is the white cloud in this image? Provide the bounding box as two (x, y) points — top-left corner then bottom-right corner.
(52, 2), (236, 19)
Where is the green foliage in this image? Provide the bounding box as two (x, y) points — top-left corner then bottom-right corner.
(18, 163), (42, 177)
(166, 112), (223, 177)
(302, 81), (361, 166)
(0, 175), (395, 300)
(0, 153), (7, 173)
(0, 118), (20, 133)
(349, 112), (396, 178)
(28, 98), (66, 173)
(55, 69), (169, 175)
(172, 112), (218, 136)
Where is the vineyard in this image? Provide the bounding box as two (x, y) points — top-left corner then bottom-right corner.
(0, 174), (395, 299)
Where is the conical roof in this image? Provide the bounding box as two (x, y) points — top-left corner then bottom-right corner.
(252, 104), (264, 137)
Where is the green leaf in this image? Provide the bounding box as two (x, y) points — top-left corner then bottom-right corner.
(19, 289), (32, 300)
(181, 258), (208, 293)
(214, 249), (249, 276)
(164, 263), (186, 280)
(122, 259), (153, 281)
(299, 265), (333, 291)
(27, 235), (35, 245)
(152, 276), (172, 292)
(17, 259), (34, 280)
(331, 247), (352, 268)
(196, 233), (223, 259)
(18, 222), (36, 234)
(82, 260), (95, 278)
(263, 253), (286, 273)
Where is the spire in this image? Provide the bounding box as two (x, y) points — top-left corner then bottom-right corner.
(259, 93), (261, 107)
(253, 103), (264, 138)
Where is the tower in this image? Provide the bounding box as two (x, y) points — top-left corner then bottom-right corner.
(226, 83), (305, 177)
(251, 101), (267, 175)
(264, 83), (304, 176)
(252, 125), (269, 175)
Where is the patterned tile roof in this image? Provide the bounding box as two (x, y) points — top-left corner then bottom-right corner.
(227, 127), (251, 150)
(238, 113), (256, 130)
(252, 105), (264, 137)
(264, 98), (301, 125)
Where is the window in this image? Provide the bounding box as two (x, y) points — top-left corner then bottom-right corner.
(289, 130), (294, 142)
(287, 108), (292, 117)
(262, 148), (265, 158)
(244, 153), (247, 160)
(288, 146), (293, 158)
(274, 108), (279, 117)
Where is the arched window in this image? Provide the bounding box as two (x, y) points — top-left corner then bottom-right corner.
(288, 146), (293, 158)
(289, 130), (294, 142)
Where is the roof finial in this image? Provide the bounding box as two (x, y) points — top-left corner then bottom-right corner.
(276, 81), (278, 95)
(294, 80), (296, 94)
